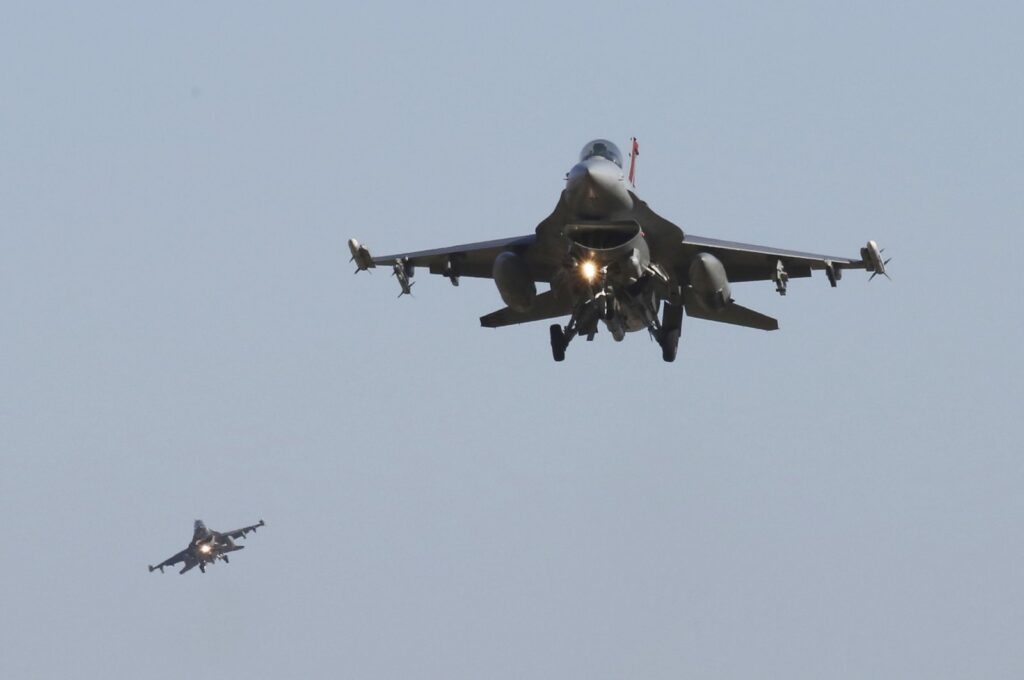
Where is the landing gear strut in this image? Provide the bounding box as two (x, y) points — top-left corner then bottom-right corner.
(549, 301), (600, 361)
(548, 292), (681, 363)
(550, 324), (566, 362)
(657, 303), (683, 362)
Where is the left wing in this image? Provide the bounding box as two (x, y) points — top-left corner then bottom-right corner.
(223, 519), (265, 540)
(678, 235), (875, 284)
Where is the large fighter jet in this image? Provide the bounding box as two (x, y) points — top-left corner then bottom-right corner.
(350, 139), (888, 361)
(148, 519), (265, 574)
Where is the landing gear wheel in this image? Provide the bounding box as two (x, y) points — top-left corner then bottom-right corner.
(658, 302), (683, 363)
(660, 329), (680, 363)
(550, 324), (566, 362)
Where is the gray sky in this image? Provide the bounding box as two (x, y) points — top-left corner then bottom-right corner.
(2, 2), (1022, 678)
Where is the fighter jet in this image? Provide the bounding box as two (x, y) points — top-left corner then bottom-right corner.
(350, 138), (888, 361)
(148, 519), (265, 574)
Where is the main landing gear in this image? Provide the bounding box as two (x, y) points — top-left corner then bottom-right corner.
(548, 299), (602, 360)
(549, 300), (683, 363)
(550, 324), (567, 362)
(657, 303), (682, 363)
(549, 301), (601, 362)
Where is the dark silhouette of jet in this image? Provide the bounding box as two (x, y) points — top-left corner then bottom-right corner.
(149, 519), (264, 574)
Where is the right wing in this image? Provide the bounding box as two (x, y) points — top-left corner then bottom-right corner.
(351, 199), (572, 283)
(351, 235), (554, 281)
(149, 549), (188, 573)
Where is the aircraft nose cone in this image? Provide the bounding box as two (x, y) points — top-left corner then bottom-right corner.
(567, 157), (621, 190)
(565, 157), (631, 219)
(585, 158), (621, 185)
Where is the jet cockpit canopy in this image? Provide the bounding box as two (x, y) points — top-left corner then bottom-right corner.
(579, 139), (623, 168)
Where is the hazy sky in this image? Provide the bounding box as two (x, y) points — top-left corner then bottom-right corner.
(2, 2), (1023, 678)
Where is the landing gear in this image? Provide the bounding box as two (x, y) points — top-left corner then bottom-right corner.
(659, 329), (680, 362)
(550, 324), (566, 362)
(549, 301), (600, 361)
(547, 291), (682, 362)
(657, 302), (683, 363)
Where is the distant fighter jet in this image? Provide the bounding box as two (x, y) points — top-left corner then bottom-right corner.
(149, 519), (264, 574)
(350, 138), (888, 361)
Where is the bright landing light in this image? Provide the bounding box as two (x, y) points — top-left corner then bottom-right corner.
(580, 260), (598, 282)
(199, 544), (213, 554)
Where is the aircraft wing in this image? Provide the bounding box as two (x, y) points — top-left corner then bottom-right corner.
(149, 549), (188, 573)
(222, 520), (265, 540)
(678, 235), (869, 283)
(356, 235), (553, 281)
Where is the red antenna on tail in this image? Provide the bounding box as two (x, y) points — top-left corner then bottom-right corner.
(627, 137), (639, 187)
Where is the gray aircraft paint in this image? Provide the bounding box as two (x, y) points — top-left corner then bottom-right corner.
(351, 139), (884, 362)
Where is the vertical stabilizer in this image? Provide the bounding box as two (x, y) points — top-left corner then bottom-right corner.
(627, 137), (639, 187)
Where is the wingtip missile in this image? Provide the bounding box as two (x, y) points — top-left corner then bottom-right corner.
(861, 240), (891, 280)
(348, 239), (374, 272)
(258, 519), (265, 527)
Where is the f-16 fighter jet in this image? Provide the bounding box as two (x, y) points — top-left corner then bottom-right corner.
(350, 138), (888, 361)
(148, 519), (265, 574)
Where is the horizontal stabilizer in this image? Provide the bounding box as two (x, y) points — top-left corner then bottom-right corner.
(685, 300), (779, 331)
(480, 290), (572, 328)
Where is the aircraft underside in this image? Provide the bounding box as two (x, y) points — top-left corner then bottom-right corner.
(548, 273), (680, 362)
(349, 138), (887, 364)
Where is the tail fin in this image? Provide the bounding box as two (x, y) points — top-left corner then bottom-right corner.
(627, 137), (639, 187)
